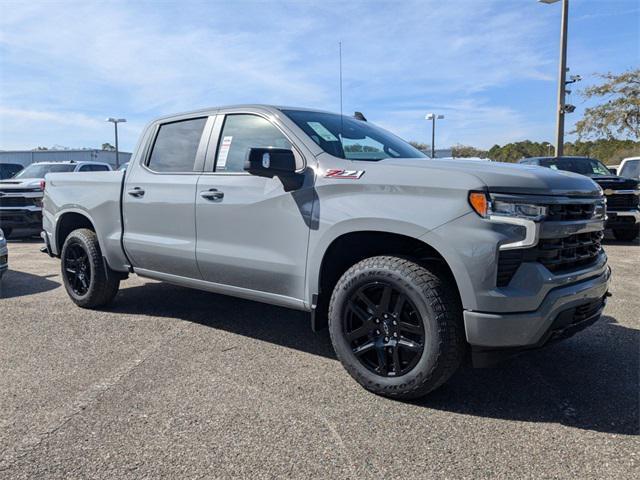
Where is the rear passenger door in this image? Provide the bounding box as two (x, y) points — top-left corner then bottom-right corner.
(123, 115), (213, 279)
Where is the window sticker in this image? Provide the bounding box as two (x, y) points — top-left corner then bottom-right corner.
(307, 122), (338, 142)
(217, 136), (233, 169)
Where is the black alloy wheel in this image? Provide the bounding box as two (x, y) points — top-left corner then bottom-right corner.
(63, 243), (92, 296)
(345, 282), (425, 377)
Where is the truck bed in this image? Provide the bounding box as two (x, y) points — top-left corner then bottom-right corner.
(42, 171), (129, 271)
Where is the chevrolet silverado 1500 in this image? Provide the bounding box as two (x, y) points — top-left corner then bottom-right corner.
(41, 105), (611, 398)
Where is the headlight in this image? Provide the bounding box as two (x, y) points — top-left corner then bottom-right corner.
(468, 191), (547, 221)
(0, 229), (4, 241)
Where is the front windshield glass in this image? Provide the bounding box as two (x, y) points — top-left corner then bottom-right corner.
(620, 159), (640, 179)
(13, 163), (76, 178)
(282, 110), (426, 161)
(539, 157), (611, 176)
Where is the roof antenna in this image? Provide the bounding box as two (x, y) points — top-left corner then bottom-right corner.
(339, 41), (344, 141)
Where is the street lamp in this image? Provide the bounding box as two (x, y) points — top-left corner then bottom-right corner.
(539, 0), (569, 157)
(425, 113), (444, 159)
(106, 117), (127, 169)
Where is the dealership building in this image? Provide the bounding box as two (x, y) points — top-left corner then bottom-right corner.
(0, 149), (132, 169)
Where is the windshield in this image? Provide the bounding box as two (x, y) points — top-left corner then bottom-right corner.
(539, 157), (611, 176)
(620, 159), (640, 179)
(0, 164), (23, 179)
(13, 163), (76, 178)
(282, 110), (426, 161)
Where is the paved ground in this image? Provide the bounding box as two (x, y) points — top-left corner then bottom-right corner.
(0, 234), (638, 479)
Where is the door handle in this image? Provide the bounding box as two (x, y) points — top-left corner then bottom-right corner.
(127, 187), (145, 198)
(200, 188), (224, 201)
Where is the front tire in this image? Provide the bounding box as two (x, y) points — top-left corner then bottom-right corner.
(61, 228), (120, 308)
(612, 226), (639, 242)
(328, 256), (465, 399)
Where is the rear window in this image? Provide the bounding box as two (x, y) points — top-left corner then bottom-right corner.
(539, 157), (610, 176)
(79, 164), (110, 172)
(147, 117), (207, 172)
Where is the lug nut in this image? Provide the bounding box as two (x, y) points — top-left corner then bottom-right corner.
(393, 332), (398, 337)
(375, 330), (380, 335)
(392, 320), (397, 325)
(384, 336), (389, 342)
(375, 318), (380, 324)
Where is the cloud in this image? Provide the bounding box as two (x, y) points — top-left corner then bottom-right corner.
(0, 0), (631, 150)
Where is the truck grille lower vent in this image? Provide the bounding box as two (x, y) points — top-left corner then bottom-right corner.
(497, 230), (604, 287)
(605, 193), (639, 211)
(0, 197), (33, 207)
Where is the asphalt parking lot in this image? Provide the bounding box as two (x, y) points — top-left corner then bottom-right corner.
(0, 234), (638, 479)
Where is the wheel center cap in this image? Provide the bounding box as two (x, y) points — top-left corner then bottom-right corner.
(382, 320), (391, 335)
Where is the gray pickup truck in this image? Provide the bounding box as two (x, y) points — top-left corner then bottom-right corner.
(42, 105), (610, 399)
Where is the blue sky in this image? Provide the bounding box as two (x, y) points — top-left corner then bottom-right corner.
(0, 0), (638, 152)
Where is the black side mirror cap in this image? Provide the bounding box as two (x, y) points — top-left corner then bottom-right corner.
(244, 148), (297, 178)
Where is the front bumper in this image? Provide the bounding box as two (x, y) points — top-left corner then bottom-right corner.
(605, 210), (640, 229)
(0, 207), (42, 229)
(464, 265), (611, 348)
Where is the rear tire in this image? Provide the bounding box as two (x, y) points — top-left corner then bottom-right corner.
(61, 228), (120, 308)
(612, 226), (639, 242)
(328, 256), (465, 399)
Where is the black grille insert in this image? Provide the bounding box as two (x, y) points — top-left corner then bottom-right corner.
(546, 203), (596, 221)
(605, 193), (639, 211)
(497, 231), (603, 287)
(0, 197), (34, 207)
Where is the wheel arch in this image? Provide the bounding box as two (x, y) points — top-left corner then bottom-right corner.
(55, 210), (96, 254)
(310, 228), (461, 331)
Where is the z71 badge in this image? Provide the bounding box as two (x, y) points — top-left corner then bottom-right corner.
(324, 169), (365, 179)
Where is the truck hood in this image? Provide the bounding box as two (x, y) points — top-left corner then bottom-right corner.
(381, 158), (602, 197)
(0, 178), (43, 190)
(585, 175), (638, 191)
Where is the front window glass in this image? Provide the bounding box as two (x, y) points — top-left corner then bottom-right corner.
(539, 157), (611, 176)
(13, 164), (76, 178)
(0, 164), (23, 179)
(215, 114), (292, 172)
(620, 160), (640, 179)
(148, 117), (207, 172)
(282, 110), (426, 161)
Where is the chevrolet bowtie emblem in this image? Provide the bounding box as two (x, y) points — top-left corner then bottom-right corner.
(603, 189), (615, 195)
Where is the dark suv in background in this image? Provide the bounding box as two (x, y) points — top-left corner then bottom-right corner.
(519, 156), (640, 241)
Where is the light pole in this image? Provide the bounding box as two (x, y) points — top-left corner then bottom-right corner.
(106, 117), (126, 169)
(539, 0), (569, 157)
(425, 113), (444, 159)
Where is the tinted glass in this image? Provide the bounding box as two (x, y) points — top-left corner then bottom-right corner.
(80, 164), (110, 171)
(539, 157), (611, 176)
(148, 117), (207, 172)
(14, 163), (76, 178)
(0, 164), (23, 179)
(216, 114), (291, 172)
(620, 159), (640, 179)
(282, 110), (426, 161)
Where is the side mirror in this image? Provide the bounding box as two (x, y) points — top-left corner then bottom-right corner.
(244, 148), (297, 178)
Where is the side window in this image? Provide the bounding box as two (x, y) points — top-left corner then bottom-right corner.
(148, 117), (207, 172)
(92, 164), (110, 171)
(79, 165), (92, 172)
(215, 114), (291, 172)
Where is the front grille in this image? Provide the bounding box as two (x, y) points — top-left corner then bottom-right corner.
(605, 193), (639, 211)
(0, 188), (40, 193)
(546, 203), (596, 221)
(573, 296), (605, 322)
(0, 197), (34, 207)
(497, 231), (603, 286)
